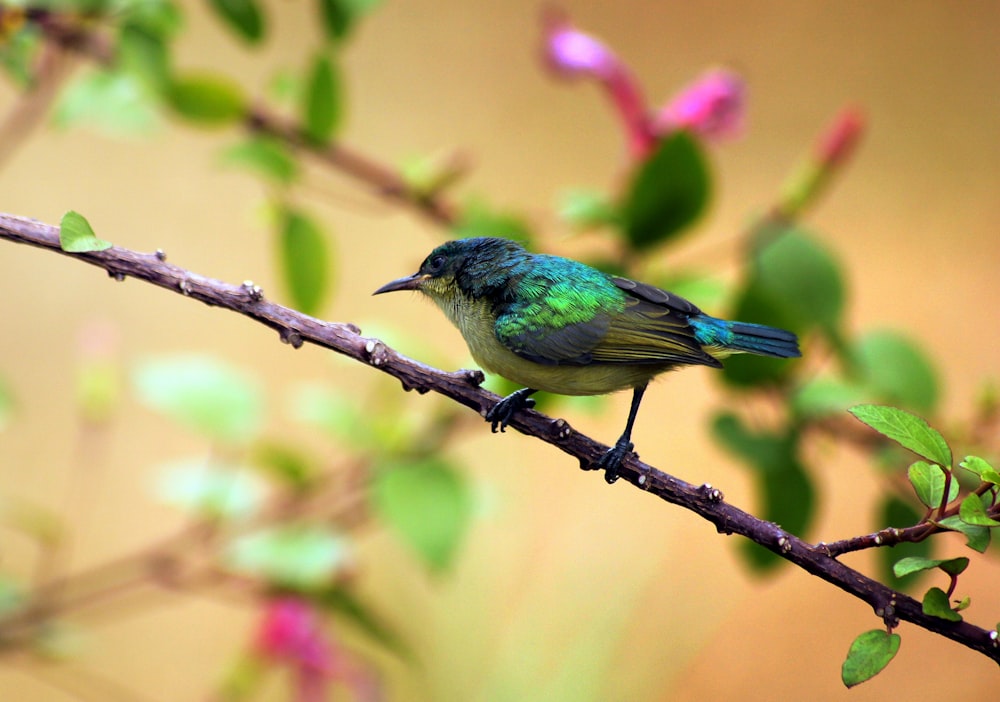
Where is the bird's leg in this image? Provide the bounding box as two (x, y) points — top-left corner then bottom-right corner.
(485, 387), (537, 433)
(593, 384), (647, 484)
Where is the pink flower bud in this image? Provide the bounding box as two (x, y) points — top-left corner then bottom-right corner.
(543, 17), (619, 80)
(815, 106), (865, 169)
(653, 69), (745, 141)
(542, 10), (654, 156)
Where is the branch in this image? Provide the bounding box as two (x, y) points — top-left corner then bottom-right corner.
(2, 211), (998, 664)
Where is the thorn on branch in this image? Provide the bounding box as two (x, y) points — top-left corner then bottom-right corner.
(700, 483), (724, 503)
(155, 249), (167, 261)
(550, 418), (572, 441)
(107, 269), (125, 282)
(279, 328), (303, 348)
(241, 280), (264, 302)
(874, 594), (899, 629)
(364, 338), (388, 367)
(462, 369), (485, 387)
(178, 279), (191, 296)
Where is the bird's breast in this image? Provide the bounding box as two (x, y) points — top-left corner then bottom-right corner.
(433, 292), (661, 395)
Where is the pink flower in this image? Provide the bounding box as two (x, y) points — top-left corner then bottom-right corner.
(542, 10), (654, 157)
(541, 12), (747, 158)
(254, 598), (334, 701)
(653, 69), (745, 141)
(252, 597), (381, 702)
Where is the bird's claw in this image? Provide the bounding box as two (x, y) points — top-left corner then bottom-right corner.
(485, 390), (536, 433)
(590, 440), (635, 484)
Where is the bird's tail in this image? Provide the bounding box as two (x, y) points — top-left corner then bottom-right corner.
(691, 316), (801, 359)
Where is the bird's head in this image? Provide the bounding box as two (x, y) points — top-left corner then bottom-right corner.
(373, 237), (527, 303)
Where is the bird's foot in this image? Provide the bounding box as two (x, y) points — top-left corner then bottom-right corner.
(485, 388), (537, 433)
(590, 439), (635, 484)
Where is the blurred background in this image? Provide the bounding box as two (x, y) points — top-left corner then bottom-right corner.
(1, 0), (999, 699)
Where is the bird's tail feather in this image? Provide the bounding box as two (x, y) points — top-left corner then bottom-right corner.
(692, 316), (801, 359)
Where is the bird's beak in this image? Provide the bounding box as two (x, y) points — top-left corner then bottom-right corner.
(373, 273), (425, 295)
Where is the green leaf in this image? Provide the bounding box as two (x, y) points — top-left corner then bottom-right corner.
(301, 52), (340, 143)
(557, 188), (620, 229)
(117, 22), (170, 94)
(133, 355), (263, 443)
(848, 404), (952, 467)
(622, 131), (710, 249)
(59, 211), (112, 253)
(167, 72), (246, 126)
(53, 69), (160, 135)
(289, 383), (368, 443)
(792, 377), (869, 419)
(117, 0), (183, 38)
(892, 555), (969, 578)
(907, 461), (957, 509)
(208, 0), (265, 43)
(960, 456), (1000, 486)
(371, 458), (472, 573)
(316, 586), (411, 659)
(841, 629), (901, 688)
(937, 515), (991, 553)
(278, 206), (331, 315)
(220, 136), (299, 185)
(0, 578), (25, 618)
(958, 493), (1000, 527)
(877, 496), (933, 589)
(0, 377), (12, 431)
(250, 440), (315, 491)
(0, 23), (42, 88)
(753, 227), (845, 331)
(317, 0), (382, 42)
(157, 459), (265, 520)
(922, 586), (962, 621)
(854, 330), (939, 413)
(712, 413), (814, 570)
(227, 525), (352, 590)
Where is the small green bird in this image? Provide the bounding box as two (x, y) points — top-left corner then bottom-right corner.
(374, 237), (800, 482)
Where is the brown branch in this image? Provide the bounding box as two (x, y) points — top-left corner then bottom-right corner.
(1, 211), (998, 664)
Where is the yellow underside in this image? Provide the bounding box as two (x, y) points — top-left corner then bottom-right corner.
(433, 291), (665, 395)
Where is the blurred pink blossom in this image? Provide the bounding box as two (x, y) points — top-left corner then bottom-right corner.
(542, 12), (746, 158)
(255, 598), (334, 702)
(543, 11), (654, 156)
(252, 597), (381, 702)
(653, 69), (745, 141)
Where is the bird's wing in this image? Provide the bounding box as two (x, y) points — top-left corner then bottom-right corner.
(494, 299), (612, 366)
(495, 275), (721, 369)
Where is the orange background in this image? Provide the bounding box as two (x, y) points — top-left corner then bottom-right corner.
(1, 1), (999, 699)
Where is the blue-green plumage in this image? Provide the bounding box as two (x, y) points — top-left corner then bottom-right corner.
(374, 237), (800, 482)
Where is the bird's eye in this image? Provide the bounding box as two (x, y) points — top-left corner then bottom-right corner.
(427, 254), (446, 274)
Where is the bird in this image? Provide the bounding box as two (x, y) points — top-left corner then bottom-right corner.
(374, 237), (800, 483)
